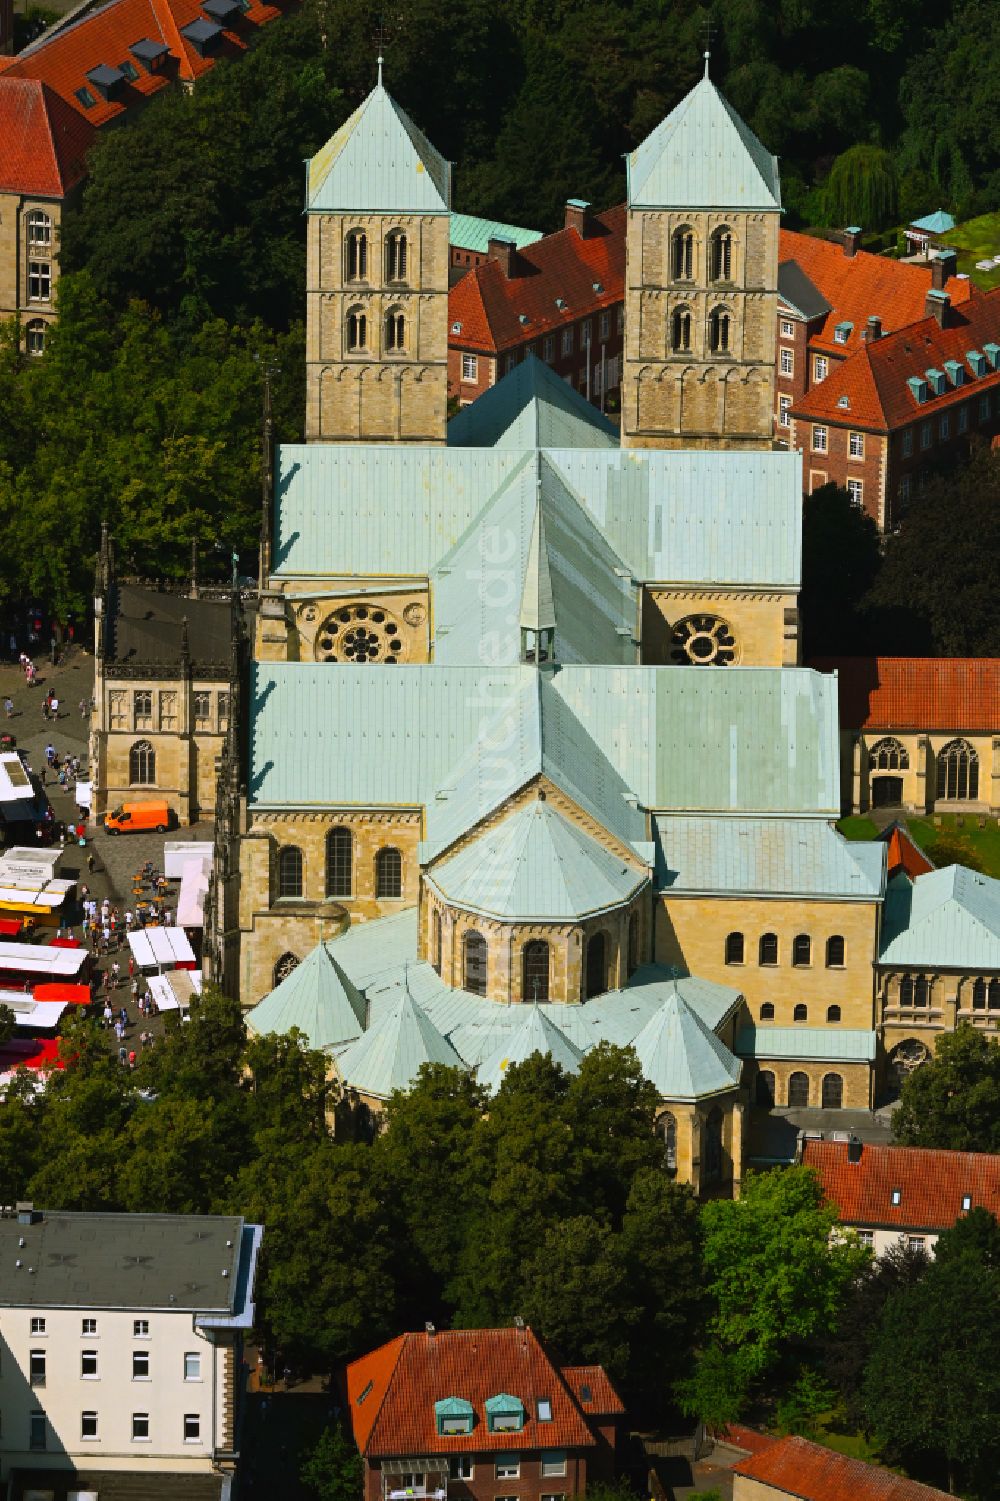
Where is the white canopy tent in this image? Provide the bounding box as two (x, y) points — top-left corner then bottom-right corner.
(176, 855), (210, 929)
(147, 968), (203, 1013)
(127, 927), (197, 972)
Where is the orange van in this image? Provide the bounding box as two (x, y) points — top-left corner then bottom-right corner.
(103, 800), (171, 835)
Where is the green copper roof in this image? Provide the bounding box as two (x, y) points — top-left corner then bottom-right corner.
(627, 73), (781, 210)
(735, 1026), (877, 1062)
(450, 212), (542, 254)
(306, 81), (450, 214)
(428, 801), (648, 921)
(447, 355), (618, 450)
(631, 989), (743, 1101)
(245, 942), (365, 1051)
(879, 866), (1000, 969)
(655, 817), (885, 899)
(334, 987), (464, 1099)
(476, 1004), (585, 1094)
(519, 501), (556, 632)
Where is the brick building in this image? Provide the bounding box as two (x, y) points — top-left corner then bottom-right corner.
(449, 213), (542, 282)
(447, 202), (625, 409)
(789, 286), (1000, 528)
(733, 1434), (952, 1501)
(346, 1326), (625, 1501)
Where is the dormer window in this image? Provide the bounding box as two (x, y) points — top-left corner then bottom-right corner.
(944, 359), (963, 387)
(85, 63), (126, 100)
(485, 1394), (525, 1433)
(968, 350), (986, 377)
(984, 342), (1000, 369)
(926, 368), (946, 396)
(834, 321), (853, 345)
(907, 376), (928, 404)
(203, 0), (242, 19)
(435, 1397), (474, 1437)
(130, 37), (171, 71)
(180, 18), (224, 55)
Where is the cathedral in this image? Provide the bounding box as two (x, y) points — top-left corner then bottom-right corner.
(205, 66), (915, 1195)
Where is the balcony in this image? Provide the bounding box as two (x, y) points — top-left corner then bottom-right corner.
(381, 1461), (448, 1501)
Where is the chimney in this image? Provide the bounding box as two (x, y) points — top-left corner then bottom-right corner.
(487, 237), (516, 279)
(564, 199), (593, 238)
(847, 1136), (863, 1165)
(925, 289), (950, 327)
(931, 248), (957, 290)
(842, 226), (862, 258)
(862, 315), (882, 344)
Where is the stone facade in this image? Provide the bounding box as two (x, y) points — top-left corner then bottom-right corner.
(255, 586), (430, 665)
(657, 1095), (747, 1196)
(746, 1055), (872, 1111)
(0, 190), (69, 353)
(305, 211), (449, 443)
(846, 729), (1000, 816)
(622, 209), (778, 449)
(641, 587), (798, 668)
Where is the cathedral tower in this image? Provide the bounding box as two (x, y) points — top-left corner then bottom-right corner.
(621, 61), (781, 450)
(304, 65), (451, 443)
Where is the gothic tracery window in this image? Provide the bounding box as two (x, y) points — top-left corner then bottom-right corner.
(870, 736), (909, 771)
(129, 740), (155, 785)
(669, 614), (737, 666)
(936, 739), (979, 801)
(314, 604), (405, 663)
(274, 952), (300, 986)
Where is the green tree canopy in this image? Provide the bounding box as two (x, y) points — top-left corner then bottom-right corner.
(824, 144), (898, 230)
(301, 1422), (364, 1501)
(892, 1025), (1000, 1152)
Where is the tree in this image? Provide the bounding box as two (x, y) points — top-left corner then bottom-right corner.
(800, 484), (881, 657)
(824, 145), (898, 230)
(0, 1002), (14, 1045)
(561, 1044), (661, 1228)
(934, 1207), (1000, 1273)
(824, 1240), (929, 1426)
(300, 1422), (364, 1501)
(892, 1025), (1000, 1153)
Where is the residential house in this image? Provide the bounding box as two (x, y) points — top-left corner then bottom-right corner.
(346, 1326), (625, 1501)
(0, 1204), (262, 1499)
(904, 210), (955, 259)
(801, 1138), (1000, 1257)
(449, 213), (541, 283)
(733, 1434), (953, 1501)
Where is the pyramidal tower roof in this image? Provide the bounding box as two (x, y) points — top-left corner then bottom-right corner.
(477, 1004), (585, 1094)
(627, 70), (781, 211)
(335, 986), (464, 1100)
(631, 986), (743, 1101)
(245, 943), (366, 1052)
(306, 68), (451, 215)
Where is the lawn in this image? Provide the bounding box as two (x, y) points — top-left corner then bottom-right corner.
(940, 212), (1000, 291)
(837, 813), (1000, 879)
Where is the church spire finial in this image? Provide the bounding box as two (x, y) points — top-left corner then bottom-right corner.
(377, 53), (383, 86)
(703, 48), (710, 79)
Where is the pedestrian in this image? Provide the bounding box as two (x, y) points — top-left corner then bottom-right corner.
(119, 1006), (127, 1028)
(79, 698), (89, 720)
(45, 743), (55, 765)
(118, 1045), (127, 1066)
(131, 977), (139, 1002)
(103, 1001), (113, 1029)
(110, 961), (120, 988)
(87, 852), (95, 873)
(42, 693), (52, 721)
(128, 1049), (136, 1069)
(50, 695), (59, 720)
(126, 914), (134, 934)
(3, 697), (11, 719)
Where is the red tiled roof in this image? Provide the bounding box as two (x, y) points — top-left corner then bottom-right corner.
(717, 1424), (780, 1456)
(802, 1140), (1000, 1233)
(791, 287), (1000, 431)
(810, 657), (1000, 732)
(560, 1365), (626, 1417)
(881, 824), (935, 881)
(0, 77), (97, 195)
(733, 1435), (951, 1501)
(1, 0), (282, 127)
(347, 1328), (607, 1458)
(779, 229), (975, 358)
(449, 205), (625, 356)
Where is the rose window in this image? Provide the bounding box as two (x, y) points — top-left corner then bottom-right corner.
(315, 605), (405, 663)
(670, 614), (737, 666)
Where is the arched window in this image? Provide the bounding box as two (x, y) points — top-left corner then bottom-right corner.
(703, 1107), (724, 1184)
(827, 1004), (842, 1023)
(936, 739), (979, 801)
(385, 308), (406, 352)
(826, 935), (845, 968)
(129, 740), (155, 785)
(870, 737), (909, 771)
(627, 912), (639, 975)
(25, 318), (46, 356)
(523, 940), (549, 1002)
(375, 847), (402, 899)
(658, 1111), (677, 1172)
(671, 227), (694, 281)
(386, 230), (408, 282)
(888, 1038), (929, 1091)
(26, 210), (51, 247)
(710, 227), (733, 281)
(709, 306), (731, 353)
(973, 977), (987, 1009)
(990, 979), (1000, 1011)
(756, 1069), (776, 1108)
(760, 1002), (774, 1020)
(273, 952), (300, 986)
(788, 1071), (810, 1107)
(793, 1003), (808, 1022)
(346, 307), (368, 353)
(345, 229), (367, 281)
(671, 306), (692, 352)
(325, 827), (352, 898)
(432, 910), (442, 975)
(464, 930), (488, 996)
(278, 846), (303, 899)
(585, 932), (607, 1000)
(899, 975), (914, 1006)
(725, 931), (744, 965)
(914, 975), (929, 1007)
(792, 934), (812, 967)
(822, 1073), (844, 1109)
(759, 932), (778, 966)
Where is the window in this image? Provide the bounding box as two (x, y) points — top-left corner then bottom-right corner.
(846, 477), (863, 509)
(326, 827), (352, 898)
(30, 1350), (46, 1386)
(432, 909), (442, 975)
(899, 976), (913, 1007)
(81, 1318), (97, 1336)
(710, 228), (733, 281)
(826, 935), (846, 968)
(30, 1411), (46, 1450)
(581, 320), (592, 346)
(672, 227), (694, 281)
(958, 403), (969, 433)
(193, 690), (211, 731)
(827, 1004), (842, 1023)
(857, 1230), (874, 1248)
(541, 1453), (567, 1477)
(920, 420), (932, 450)
(990, 979), (1000, 1011)
(979, 394), (991, 421)
(793, 1003), (808, 1022)
(779, 395), (791, 427)
(812, 425), (828, 453)
(75, 86), (96, 107)
(346, 230), (367, 281)
(28, 262), (51, 301)
(561, 328), (574, 357)
(780, 347), (793, 376)
(891, 1188), (901, 1206)
(780, 319), (795, 339)
(760, 1002), (774, 1020)
(274, 953), (299, 986)
(523, 939), (549, 1002)
(495, 1459), (520, 1479)
(939, 413), (950, 440)
(277, 846), (303, 899)
(759, 933), (778, 966)
(703, 1106), (723, 1184)
(81, 1410), (98, 1440)
(30, 1317), (46, 1335)
(26, 210), (51, 247)
(756, 1069), (776, 1108)
(902, 429), (914, 457)
(914, 975), (929, 1007)
(133, 1349), (150, 1380)
(585, 931), (607, 999)
(849, 431), (864, 458)
(936, 739), (979, 801)
(537, 1399), (552, 1422)
(792, 934), (811, 967)
(962, 1195), (972, 1211)
(907, 1235), (925, 1251)
(218, 691), (230, 731)
(461, 354), (478, 382)
(159, 688), (177, 732)
(814, 356), (828, 382)
(899, 474), (912, 502)
(346, 307), (368, 353)
(671, 306), (692, 352)
(25, 319), (46, 356)
(464, 930), (488, 995)
(184, 1413), (201, 1443)
(450, 1458), (474, 1480)
(134, 1319), (149, 1337)
(725, 931), (745, 965)
(81, 1350), (98, 1378)
(375, 846), (402, 899)
(658, 1111), (677, 1171)
(505, 354), (516, 375)
(708, 306), (731, 353)
(184, 1352), (201, 1381)
(822, 1072), (844, 1109)
(972, 977), (987, 1009)
(386, 231), (408, 282)
(599, 311), (610, 340)
(870, 737), (908, 771)
(133, 688), (153, 728)
(132, 1412), (150, 1441)
(120, 58), (139, 80)
(788, 1072), (810, 1107)
(543, 335), (555, 363)
(385, 309), (406, 352)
